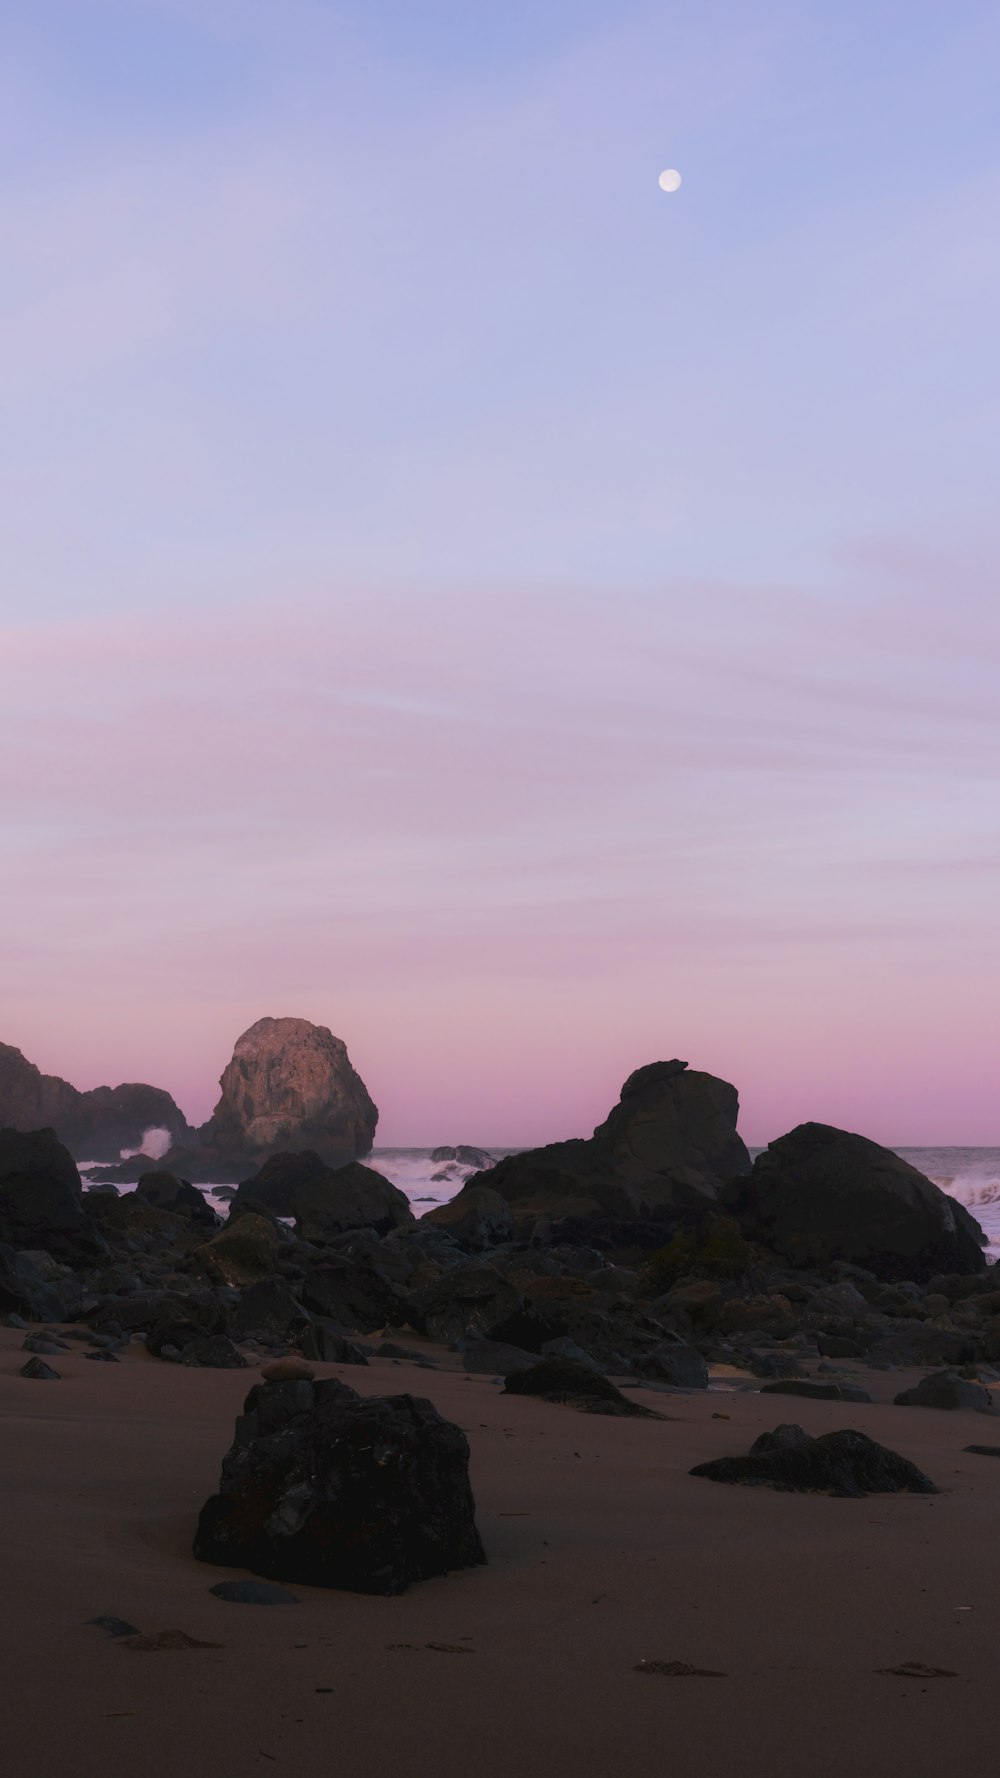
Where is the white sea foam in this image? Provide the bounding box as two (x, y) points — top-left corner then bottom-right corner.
(119, 1125), (172, 1161)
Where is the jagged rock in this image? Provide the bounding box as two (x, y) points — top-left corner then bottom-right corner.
(0, 1128), (107, 1268)
(503, 1355), (660, 1418)
(299, 1255), (401, 1334)
(691, 1427), (938, 1495)
(230, 1279), (311, 1344)
(298, 1321), (370, 1365)
(750, 1353), (805, 1379)
(193, 1214), (280, 1286)
(0, 1242), (91, 1321)
(233, 1151), (412, 1242)
(462, 1338), (538, 1376)
(199, 1018), (378, 1171)
(631, 1337), (709, 1389)
(0, 1041), (191, 1160)
(406, 1262), (524, 1347)
(540, 1337), (607, 1373)
(446, 1061), (751, 1236)
(423, 1186), (514, 1251)
(893, 1370), (993, 1412)
(21, 1356), (60, 1380)
(193, 1376), (486, 1593)
(135, 1171), (218, 1226)
(761, 1379), (872, 1403)
(180, 1335), (248, 1369)
(724, 1124), (986, 1282)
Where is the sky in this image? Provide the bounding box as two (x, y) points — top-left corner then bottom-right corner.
(2, 0), (999, 1146)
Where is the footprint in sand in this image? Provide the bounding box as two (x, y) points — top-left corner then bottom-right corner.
(634, 1660), (727, 1677)
(875, 1662), (957, 1679)
(121, 1629), (223, 1651)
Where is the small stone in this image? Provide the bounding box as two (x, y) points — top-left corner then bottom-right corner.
(21, 1357), (60, 1380)
(122, 1629), (223, 1651)
(85, 1348), (121, 1363)
(261, 1356), (315, 1382)
(22, 1335), (67, 1355)
(86, 1616), (139, 1638)
(760, 1379), (872, 1403)
(4, 1312), (29, 1329)
(209, 1581), (299, 1606)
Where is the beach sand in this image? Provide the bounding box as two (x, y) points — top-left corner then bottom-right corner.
(3, 1331), (998, 1778)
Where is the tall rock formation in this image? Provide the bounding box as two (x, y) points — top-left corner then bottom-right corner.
(0, 1041), (191, 1160)
(450, 1060), (751, 1235)
(199, 1018), (378, 1172)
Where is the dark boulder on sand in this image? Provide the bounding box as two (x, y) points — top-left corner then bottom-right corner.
(503, 1355), (661, 1418)
(232, 1150), (413, 1242)
(724, 1123), (986, 1282)
(194, 1376), (486, 1594)
(445, 1061), (751, 1237)
(691, 1425), (937, 1496)
(893, 1370), (992, 1412)
(0, 1128), (108, 1268)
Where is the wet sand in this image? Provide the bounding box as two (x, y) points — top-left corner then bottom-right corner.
(3, 1331), (999, 1778)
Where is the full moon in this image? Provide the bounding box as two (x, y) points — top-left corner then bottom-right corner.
(658, 168), (682, 192)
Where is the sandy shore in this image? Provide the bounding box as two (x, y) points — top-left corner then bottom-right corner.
(3, 1330), (999, 1778)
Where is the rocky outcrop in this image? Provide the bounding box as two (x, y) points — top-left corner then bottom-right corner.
(724, 1123), (986, 1282)
(233, 1150), (412, 1242)
(0, 1128), (107, 1268)
(193, 1375), (486, 1593)
(199, 1019), (377, 1171)
(447, 1061), (751, 1236)
(134, 1170), (218, 1226)
(423, 1185), (514, 1251)
(0, 1042), (191, 1160)
(690, 1425), (938, 1496)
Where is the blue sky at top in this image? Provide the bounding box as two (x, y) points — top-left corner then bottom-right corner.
(2, 0), (998, 620)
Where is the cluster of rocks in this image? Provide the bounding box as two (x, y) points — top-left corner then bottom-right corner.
(1, 1057), (993, 1404)
(0, 1017), (378, 1181)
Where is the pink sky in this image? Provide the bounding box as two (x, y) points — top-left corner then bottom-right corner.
(4, 569), (998, 1146)
(4, 3), (999, 1147)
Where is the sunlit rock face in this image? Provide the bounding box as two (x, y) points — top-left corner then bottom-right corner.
(200, 1017), (378, 1171)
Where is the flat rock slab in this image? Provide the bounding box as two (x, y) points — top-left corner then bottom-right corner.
(504, 1356), (663, 1419)
(690, 1426), (938, 1497)
(122, 1630), (223, 1651)
(963, 1444), (1000, 1457)
(86, 1616), (139, 1638)
(209, 1580), (299, 1606)
(761, 1379), (872, 1403)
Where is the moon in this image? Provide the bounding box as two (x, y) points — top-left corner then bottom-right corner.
(658, 168), (682, 192)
